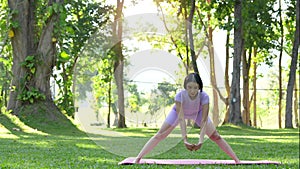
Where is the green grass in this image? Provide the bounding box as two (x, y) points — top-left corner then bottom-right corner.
(0, 111), (299, 169)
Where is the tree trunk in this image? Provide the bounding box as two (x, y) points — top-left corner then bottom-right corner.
(278, 0), (284, 129)
(183, 0), (189, 75)
(7, 0), (60, 114)
(229, 0), (243, 125)
(294, 81), (299, 127)
(206, 6), (219, 126)
(114, 48), (125, 128)
(209, 46), (220, 126)
(107, 80), (112, 128)
(242, 49), (251, 125)
(205, 0), (219, 126)
(253, 59), (257, 127)
(223, 22), (231, 124)
(113, 0), (126, 128)
(187, 0), (199, 73)
(285, 0), (299, 128)
(112, 102), (118, 126)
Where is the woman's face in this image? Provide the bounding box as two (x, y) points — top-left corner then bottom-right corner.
(186, 82), (199, 99)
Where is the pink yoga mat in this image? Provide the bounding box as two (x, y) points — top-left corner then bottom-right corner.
(118, 157), (281, 165)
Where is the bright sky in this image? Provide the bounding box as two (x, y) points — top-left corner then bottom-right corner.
(104, 0), (157, 16)
(123, 0), (157, 15)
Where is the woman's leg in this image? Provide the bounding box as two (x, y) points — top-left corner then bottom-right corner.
(134, 122), (176, 163)
(205, 122), (240, 163)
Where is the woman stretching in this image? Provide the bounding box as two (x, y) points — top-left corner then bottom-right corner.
(134, 73), (240, 163)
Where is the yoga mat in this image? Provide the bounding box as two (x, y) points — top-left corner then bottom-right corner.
(119, 157), (281, 165)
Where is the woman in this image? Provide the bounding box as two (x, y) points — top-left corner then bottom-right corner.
(134, 73), (240, 163)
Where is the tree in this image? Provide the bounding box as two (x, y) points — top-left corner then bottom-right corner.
(197, 0), (220, 126)
(112, 0), (126, 128)
(147, 90), (164, 125)
(278, 0), (284, 128)
(229, 0), (243, 124)
(285, 0), (299, 128)
(293, 80), (299, 127)
(7, 0), (63, 115)
(252, 55), (257, 127)
(245, 0), (277, 126)
(147, 82), (178, 126)
(6, 0), (112, 119)
(156, 0), (201, 74)
(211, 0), (235, 124)
(55, 0), (111, 117)
(187, 0), (199, 73)
(92, 57), (116, 128)
(126, 83), (145, 127)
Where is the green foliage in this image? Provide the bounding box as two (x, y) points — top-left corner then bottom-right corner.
(17, 55), (46, 104)
(20, 55), (36, 74)
(282, 0), (297, 54)
(53, 0), (113, 117)
(213, 0), (279, 66)
(0, 0), (12, 110)
(211, 0), (234, 31)
(146, 82), (178, 118)
(17, 87), (46, 104)
(90, 53), (116, 115)
(126, 83), (146, 113)
(157, 82), (178, 105)
(147, 89), (165, 116)
(243, 0), (278, 67)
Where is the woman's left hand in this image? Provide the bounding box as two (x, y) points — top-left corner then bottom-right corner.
(184, 141), (195, 151)
(193, 143), (202, 151)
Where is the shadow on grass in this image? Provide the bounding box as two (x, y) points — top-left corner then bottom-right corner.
(1, 111), (298, 168)
(9, 102), (87, 136)
(0, 112), (27, 135)
(0, 113), (124, 168)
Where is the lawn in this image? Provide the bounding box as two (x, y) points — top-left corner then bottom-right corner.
(0, 111), (299, 169)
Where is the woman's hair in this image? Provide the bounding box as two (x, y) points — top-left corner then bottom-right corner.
(183, 73), (203, 92)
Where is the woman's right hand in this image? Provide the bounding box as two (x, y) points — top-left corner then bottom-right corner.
(184, 141), (195, 151)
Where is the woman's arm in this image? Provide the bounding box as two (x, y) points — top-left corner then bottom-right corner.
(176, 101), (187, 141)
(176, 101), (194, 151)
(193, 103), (209, 151)
(199, 103), (209, 144)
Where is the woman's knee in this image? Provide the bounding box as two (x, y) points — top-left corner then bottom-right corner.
(209, 131), (222, 141)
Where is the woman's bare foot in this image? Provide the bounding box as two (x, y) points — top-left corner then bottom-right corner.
(234, 159), (240, 164)
(133, 157), (141, 164)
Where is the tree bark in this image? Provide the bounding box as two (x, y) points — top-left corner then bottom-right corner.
(113, 0), (126, 128)
(222, 21), (231, 124)
(242, 49), (251, 125)
(187, 0), (199, 73)
(285, 0), (299, 128)
(206, 0), (220, 126)
(7, 0), (60, 114)
(229, 0), (243, 125)
(294, 81), (299, 128)
(107, 80), (112, 128)
(7, 0), (34, 111)
(253, 58), (257, 127)
(278, 0), (284, 129)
